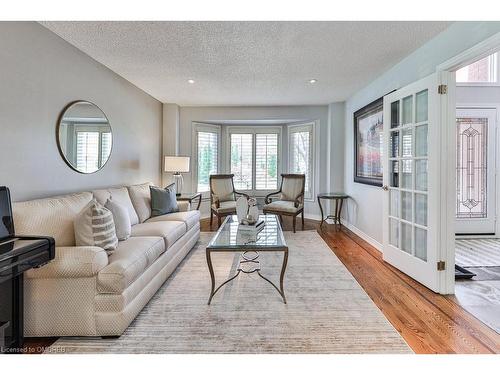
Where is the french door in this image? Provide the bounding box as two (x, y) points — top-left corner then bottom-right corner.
(382, 73), (442, 292)
(455, 108), (497, 235)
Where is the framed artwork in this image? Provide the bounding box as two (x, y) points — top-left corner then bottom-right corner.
(354, 97), (383, 186)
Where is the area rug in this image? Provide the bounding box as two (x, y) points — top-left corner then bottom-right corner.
(49, 231), (411, 353)
(456, 239), (500, 267)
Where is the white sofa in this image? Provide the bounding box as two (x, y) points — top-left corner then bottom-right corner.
(12, 182), (200, 337)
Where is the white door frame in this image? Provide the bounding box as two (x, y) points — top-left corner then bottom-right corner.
(436, 31), (500, 294)
(455, 105), (499, 237)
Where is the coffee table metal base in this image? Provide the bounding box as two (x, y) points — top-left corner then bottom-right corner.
(206, 249), (288, 305)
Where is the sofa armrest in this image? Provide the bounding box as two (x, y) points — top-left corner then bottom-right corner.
(25, 246), (109, 279)
(177, 201), (190, 212)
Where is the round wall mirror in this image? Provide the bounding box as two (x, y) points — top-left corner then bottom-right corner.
(57, 101), (112, 174)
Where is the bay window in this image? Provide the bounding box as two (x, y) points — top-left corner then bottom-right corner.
(227, 127), (280, 193)
(193, 122), (315, 198)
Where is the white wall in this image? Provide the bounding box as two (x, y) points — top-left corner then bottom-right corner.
(0, 22), (163, 202)
(343, 22), (500, 247)
(163, 105), (342, 219)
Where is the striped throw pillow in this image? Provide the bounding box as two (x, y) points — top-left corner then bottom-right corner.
(91, 203), (118, 253)
(75, 199), (118, 255)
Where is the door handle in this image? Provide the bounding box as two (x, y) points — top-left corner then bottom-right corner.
(382, 185), (389, 191)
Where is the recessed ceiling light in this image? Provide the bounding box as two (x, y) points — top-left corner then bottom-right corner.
(187, 79), (195, 84)
(308, 79), (318, 84)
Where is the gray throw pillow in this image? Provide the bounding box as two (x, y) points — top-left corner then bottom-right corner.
(105, 198), (132, 240)
(150, 184), (179, 217)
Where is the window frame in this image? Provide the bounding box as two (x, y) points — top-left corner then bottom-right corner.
(225, 126), (282, 196)
(288, 122), (315, 201)
(456, 52), (500, 87)
(192, 122), (221, 196)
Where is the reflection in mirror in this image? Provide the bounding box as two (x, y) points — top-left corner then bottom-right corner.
(57, 101), (112, 173)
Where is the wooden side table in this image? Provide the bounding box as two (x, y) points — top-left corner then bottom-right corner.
(317, 193), (349, 229)
(177, 192), (202, 210)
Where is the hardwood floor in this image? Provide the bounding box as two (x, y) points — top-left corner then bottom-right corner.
(24, 216), (500, 354)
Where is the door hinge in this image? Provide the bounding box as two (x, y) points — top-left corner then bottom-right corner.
(437, 261), (446, 271)
(438, 84), (448, 94)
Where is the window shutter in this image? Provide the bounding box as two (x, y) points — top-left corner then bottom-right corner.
(76, 131), (100, 173)
(289, 124), (313, 198)
(197, 131), (218, 192)
(101, 132), (112, 167)
(255, 133), (278, 190)
(230, 133), (253, 190)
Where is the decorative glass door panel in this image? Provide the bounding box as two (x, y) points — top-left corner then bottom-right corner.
(382, 73), (441, 292)
(455, 108), (496, 234)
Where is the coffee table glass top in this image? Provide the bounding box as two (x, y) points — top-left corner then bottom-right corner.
(207, 214), (287, 250)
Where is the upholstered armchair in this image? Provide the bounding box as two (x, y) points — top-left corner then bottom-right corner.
(263, 174), (306, 233)
(210, 174), (250, 227)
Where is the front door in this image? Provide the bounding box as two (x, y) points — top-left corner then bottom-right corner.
(382, 73), (443, 292)
(455, 108), (497, 235)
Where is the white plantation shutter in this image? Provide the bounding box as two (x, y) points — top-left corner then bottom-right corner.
(230, 133), (253, 190)
(196, 131), (219, 192)
(255, 133), (278, 190)
(76, 131), (99, 173)
(101, 132), (112, 166)
(289, 124), (314, 198)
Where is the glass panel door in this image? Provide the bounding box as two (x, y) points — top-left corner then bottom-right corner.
(382, 73), (442, 293)
(388, 89), (429, 262)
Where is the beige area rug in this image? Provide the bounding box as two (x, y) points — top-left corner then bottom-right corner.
(49, 231), (412, 353)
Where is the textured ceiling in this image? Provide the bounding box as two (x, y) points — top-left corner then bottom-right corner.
(40, 21), (451, 106)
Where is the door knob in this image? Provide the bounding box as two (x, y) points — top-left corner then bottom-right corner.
(382, 185), (389, 191)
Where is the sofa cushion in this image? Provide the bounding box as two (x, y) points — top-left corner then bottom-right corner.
(97, 236), (165, 294)
(131, 221), (186, 248)
(280, 176), (304, 201)
(211, 178), (235, 202)
(13, 192), (93, 246)
(146, 210), (200, 231)
(92, 187), (139, 226)
(212, 200), (236, 214)
(264, 200), (303, 214)
(128, 182), (153, 223)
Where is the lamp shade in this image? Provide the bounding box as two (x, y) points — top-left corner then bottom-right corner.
(164, 156), (190, 173)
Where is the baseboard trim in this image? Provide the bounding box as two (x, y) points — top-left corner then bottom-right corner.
(342, 220), (383, 252)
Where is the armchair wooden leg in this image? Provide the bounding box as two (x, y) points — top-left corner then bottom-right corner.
(210, 211), (213, 226)
(217, 215), (222, 228)
(292, 215), (296, 233)
(301, 210), (304, 229)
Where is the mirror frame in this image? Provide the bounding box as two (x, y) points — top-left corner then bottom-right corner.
(56, 100), (113, 174)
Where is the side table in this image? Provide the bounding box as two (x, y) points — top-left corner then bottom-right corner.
(317, 193), (349, 229)
(177, 192), (202, 210)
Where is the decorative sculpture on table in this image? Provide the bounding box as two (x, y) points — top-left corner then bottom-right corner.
(236, 196), (259, 225)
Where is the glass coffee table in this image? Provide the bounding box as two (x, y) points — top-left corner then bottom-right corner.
(206, 214), (288, 305)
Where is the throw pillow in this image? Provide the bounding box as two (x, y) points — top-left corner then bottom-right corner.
(150, 184), (179, 217)
(104, 198), (131, 241)
(74, 199), (118, 255)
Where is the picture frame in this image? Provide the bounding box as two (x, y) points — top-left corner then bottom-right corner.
(354, 97), (384, 187)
